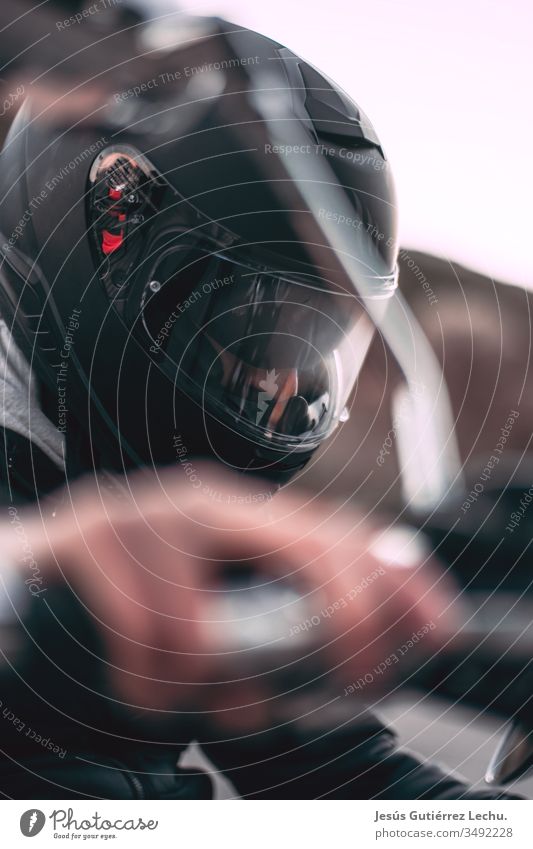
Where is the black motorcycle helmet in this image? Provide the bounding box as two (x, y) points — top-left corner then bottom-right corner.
(0, 16), (399, 485)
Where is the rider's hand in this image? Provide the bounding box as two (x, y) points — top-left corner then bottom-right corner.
(0, 464), (460, 720)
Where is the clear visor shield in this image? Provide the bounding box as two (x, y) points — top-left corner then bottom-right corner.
(142, 252), (380, 449)
(248, 82), (463, 508)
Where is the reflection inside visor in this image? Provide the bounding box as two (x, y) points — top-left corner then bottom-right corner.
(141, 250), (379, 447)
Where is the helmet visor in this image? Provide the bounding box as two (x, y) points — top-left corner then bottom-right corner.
(141, 249), (380, 451)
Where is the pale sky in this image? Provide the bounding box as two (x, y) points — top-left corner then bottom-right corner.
(172, 0), (532, 290)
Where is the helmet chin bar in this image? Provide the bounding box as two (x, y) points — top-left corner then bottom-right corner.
(251, 77), (465, 514)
